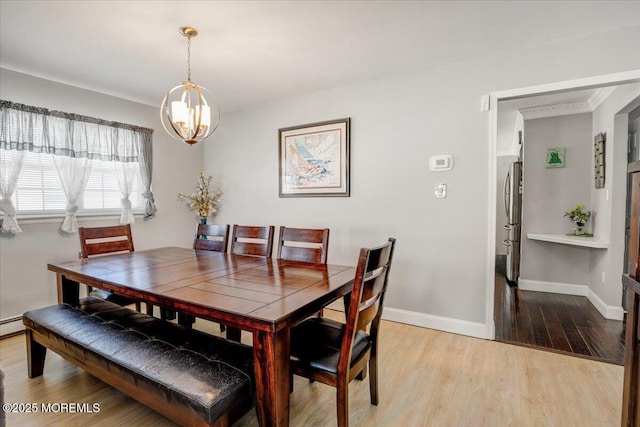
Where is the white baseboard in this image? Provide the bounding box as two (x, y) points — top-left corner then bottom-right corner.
(518, 279), (624, 321)
(382, 307), (490, 339)
(519, 279), (588, 296)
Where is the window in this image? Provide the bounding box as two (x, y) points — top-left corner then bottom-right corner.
(0, 100), (156, 234)
(11, 151), (145, 215)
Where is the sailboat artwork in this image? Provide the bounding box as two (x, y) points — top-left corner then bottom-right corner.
(278, 118), (350, 197)
(285, 132), (339, 186)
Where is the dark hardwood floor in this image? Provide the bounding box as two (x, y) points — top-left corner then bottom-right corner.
(494, 265), (626, 365)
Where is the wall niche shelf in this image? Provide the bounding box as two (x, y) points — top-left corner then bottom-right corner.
(527, 233), (609, 249)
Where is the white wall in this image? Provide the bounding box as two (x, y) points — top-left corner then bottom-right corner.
(0, 69), (203, 334)
(204, 26), (640, 337)
(519, 114), (593, 286)
(589, 84), (640, 308)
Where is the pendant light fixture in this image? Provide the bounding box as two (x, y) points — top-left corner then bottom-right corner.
(160, 26), (220, 145)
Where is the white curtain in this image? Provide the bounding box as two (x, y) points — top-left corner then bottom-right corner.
(0, 148), (25, 233)
(136, 132), (157, 219)
(113, 128), (138, 224)
(0, 104), (45, 234)
(50, 117), (96, 234)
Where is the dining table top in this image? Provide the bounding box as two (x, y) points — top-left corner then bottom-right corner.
(48, 246), (356, 332)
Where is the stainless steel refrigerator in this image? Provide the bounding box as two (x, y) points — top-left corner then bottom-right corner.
(503, 161), (523, 286)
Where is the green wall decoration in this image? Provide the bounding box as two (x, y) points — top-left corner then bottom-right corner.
(546, 147), (565, 168)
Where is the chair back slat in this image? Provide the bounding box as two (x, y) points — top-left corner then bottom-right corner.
(79, 225), (135, 258)
(193, 224), (229, 252)
(277, 226), (329, 264)
(230, 225), (275, 257)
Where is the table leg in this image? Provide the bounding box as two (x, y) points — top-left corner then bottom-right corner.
(253, 328), (290, 427)
(56, 275), (79, 307)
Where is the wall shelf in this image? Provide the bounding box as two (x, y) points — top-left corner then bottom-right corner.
(527, 233), (609, 249)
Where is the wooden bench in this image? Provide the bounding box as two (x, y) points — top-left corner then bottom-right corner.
(23, 297), (255, 427)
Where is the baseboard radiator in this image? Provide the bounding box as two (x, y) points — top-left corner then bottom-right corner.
(0, 315), (25, 338)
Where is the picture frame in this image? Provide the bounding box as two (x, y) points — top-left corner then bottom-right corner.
(278, 118), (350, 197)
(594, 132), (606, 189)
(546, 147), (565, 168)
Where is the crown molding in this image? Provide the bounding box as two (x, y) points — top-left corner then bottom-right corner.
(518, 86), (618, 120)
(519, 102), (592, 120)
(588, 86), (617, 110)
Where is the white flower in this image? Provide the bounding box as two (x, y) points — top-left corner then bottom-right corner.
(178, 172), (222, 219)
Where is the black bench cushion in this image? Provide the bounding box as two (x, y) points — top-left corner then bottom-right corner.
(23, 297), (254, 425)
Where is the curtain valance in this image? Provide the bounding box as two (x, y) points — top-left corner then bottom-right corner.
(0, 100), (154, 161)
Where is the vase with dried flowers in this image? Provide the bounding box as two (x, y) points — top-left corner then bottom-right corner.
(563, 204), (592, 236)
(177, 172), (222, 224)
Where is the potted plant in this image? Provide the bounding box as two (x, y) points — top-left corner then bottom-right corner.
(563, 204), (591, 236)
(178, 172), (222, 223)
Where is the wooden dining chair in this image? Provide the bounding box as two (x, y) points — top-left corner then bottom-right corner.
(78, 224), (141, 311)
(193, 223), (230, 252)
(276, 226), (329, 264)
(277, 226), (330, 318)
(192, 223), (230, 330)
(230, 224), (275, 257)
(289, 237), (396, 427)
(223, 224), (277, 341)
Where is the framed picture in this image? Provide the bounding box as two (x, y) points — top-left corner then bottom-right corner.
(279, 118), (350, 197)
(546, 147), (565, 168)
(594, 132), (606, 188)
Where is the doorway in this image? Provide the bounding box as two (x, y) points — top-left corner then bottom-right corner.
(486, 71), (640, 364)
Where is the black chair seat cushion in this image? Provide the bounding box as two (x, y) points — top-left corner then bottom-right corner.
(290, 317), (371, 374)
(89, 288), (139, 307)
(23, 297), (254, 425)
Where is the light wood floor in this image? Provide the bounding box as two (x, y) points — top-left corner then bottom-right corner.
(0, 310), (624, 427)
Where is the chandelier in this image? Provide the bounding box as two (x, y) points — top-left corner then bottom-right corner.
(160, 26), (220, 145)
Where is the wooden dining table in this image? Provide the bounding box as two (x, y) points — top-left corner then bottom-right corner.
(47, 246), (356, 427)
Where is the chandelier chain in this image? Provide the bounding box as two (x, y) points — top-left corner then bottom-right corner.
(186, 35), (192, 81)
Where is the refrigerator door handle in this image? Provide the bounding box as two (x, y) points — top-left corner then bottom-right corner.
(504, 169), (510, 217)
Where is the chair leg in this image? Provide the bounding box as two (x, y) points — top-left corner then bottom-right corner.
(178, 313), (195, 328)
(135, 301), (141, 312)
(145, 303), (154, 315)
(336, 378), (349, 427)
(160, 308), (177, 321)
(369, 355), (379, 405)
(225, 327), (242, 342)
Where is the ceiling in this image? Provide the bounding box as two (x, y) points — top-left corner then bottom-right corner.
(1, 1), (639, 113)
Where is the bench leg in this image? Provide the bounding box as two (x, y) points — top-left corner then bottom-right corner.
(26, 329), (47, 378)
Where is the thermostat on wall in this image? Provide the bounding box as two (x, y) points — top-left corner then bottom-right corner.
(429, 155), (453, 171)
